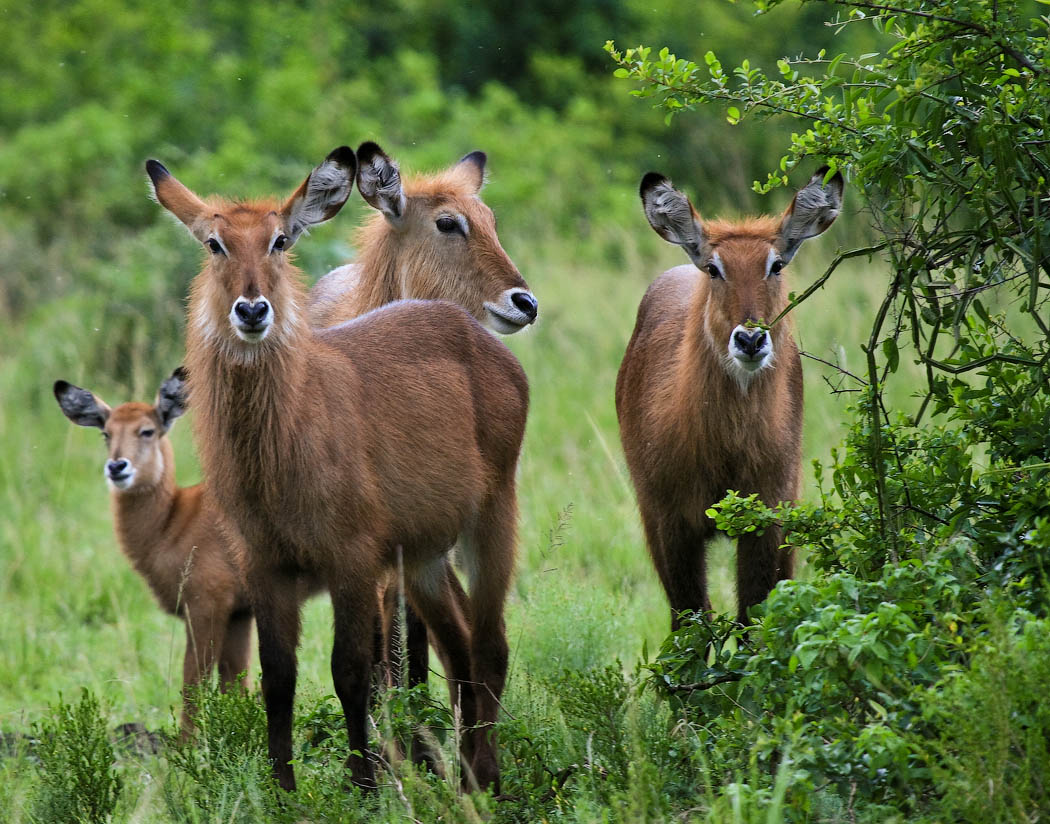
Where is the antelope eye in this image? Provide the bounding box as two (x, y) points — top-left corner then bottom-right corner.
(271, 234), (289, 252)
(706, 263), (723, 279)
(139, 429), (155, 439)
(769, 258), (785, 276)
(206, 238), (224, 255)
(436, 216), (459, 234)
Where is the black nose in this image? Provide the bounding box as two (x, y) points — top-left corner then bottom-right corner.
(234, 300), (269, 326)
(734, 329), (767, 357)
(107, 459), (128, 476)
(510, 291), (538, 322)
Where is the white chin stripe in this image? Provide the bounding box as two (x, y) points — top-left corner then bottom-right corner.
(482, 288), (537, 335)
(228, 295), (273, 343)
(105, 470), (136, 491)
(725, 324), (775, 387)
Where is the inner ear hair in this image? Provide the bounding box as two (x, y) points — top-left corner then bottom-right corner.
(54, 381), (110, 429)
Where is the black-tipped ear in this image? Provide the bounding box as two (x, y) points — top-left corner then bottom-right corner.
(456, 151), (487, 192)
(54, 380), (111, 429)
(356, 141), (406, 221)
(639, 172), (708, 268)
(145, 159), (169, 186)
(778, 164), (844, 262)
(639, 172), (669, 198)
(324, 146), (356, 173)
(281, 148), (356, 243)
(155, 368), (188, 432)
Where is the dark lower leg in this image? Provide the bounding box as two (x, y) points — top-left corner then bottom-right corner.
(407, 567), (476, 781)
(330, 586), (379, 791)
(218, 614), (253, 691)
(647, 515), (712, 632)
(736, 524), (790, 623)
(252, 576), (301, 792)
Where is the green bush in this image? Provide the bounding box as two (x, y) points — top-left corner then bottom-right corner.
(31, 689), (122, 824)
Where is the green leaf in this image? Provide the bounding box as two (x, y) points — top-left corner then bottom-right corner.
(882, 337), (900, 373)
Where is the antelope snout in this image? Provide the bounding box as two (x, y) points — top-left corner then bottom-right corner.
(510, 290), (538, 322)
(728, 324), (773, 372)
(734, 328), (767, 357)
(105, 458), (135, 490)
(230, 296), (272, 342)
(483, 288), (539, 335)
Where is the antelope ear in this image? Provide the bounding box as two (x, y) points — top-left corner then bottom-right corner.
(356, 141), (406, 222)
(54, 380), (111, 429)
(778, 166), (844, 262)
(155, 367), (188, 432)
(639, 172), (708, 268)
(146, 160), (213, 242)
(455, 151), (487, 193)
(281, 146), (356, 244)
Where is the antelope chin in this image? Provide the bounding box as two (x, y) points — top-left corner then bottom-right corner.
(483, 305), (530, 335)
(106, 469), (136, 491)
(232, 323), (272, 343)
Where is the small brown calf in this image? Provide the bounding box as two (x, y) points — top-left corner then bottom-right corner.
(148, 148), (527, 795)
(616, 167), (843, 628)
(54, 371), (252, 731)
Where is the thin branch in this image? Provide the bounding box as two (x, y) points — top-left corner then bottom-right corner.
(771, 242), (890, 327)
(800, 351), (869, 385)
(662, 671), (747, 693)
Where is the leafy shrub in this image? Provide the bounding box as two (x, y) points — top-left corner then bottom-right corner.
(31, 688), (122, 824)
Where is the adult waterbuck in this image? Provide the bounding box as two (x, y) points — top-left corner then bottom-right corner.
(616, 167), (843, 628)
(308, 141), (538, 333)
(54, 370), (252, 732)
(309, 141), (538, 701)
(147, 148), (528, 794)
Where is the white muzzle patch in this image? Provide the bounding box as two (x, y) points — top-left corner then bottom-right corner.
(105, 461), (136, 491)
(726, 324), (775, 388)
(229, 295), (273, 342)
(483, 288), (538, 335)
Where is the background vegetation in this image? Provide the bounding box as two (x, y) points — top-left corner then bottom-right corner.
(1, 0), (1045, 821)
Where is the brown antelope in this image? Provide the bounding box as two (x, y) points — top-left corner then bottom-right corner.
(616, 167), (843, 628)
(308, 141), (538, 333)
(53, 371), (252, 732)
(146, 148), (527, 795)
(309, 141), (538, 702)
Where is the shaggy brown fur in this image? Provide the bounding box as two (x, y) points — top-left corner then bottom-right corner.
(148, 149), (528, 795)
(307, 143), (538, 721)
(53, 374), (252, 734)
(617, 168), (843, 628)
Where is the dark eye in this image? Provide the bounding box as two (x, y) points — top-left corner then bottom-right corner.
(102, 432), (111, 442)
(769, 258), (785, 276)
(271, 234), (288, 253)
(706, 263), (722, 279)
(436, 216), (459, 234)
(206, 238), (223, 255)
(139, 429), (155, 439)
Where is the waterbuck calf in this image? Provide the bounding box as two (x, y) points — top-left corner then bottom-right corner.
(54, 371), (252, 732)
(147, 148), (527, 794)
(617, 167), (843, 628)
(309, 141), (538, 703)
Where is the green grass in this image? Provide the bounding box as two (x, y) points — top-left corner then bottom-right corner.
(0, 213), (910, 820)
